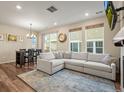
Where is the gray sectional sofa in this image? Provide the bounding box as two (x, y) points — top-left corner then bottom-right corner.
(37, 52), (116, 81)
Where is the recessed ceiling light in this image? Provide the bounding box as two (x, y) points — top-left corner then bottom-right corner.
(85, 13), (89, 16)
(54, 22), (57, 26)
(16, 5), (22, 10)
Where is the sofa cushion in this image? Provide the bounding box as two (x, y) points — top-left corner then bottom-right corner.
(71, 52), (88, 60)
(53, 52), (63, 59)
(49, 59), (64, 67)
(39, 52), (55, 60)
(83, 61), (112, 72)
(64, 59), (86, 67)
(63, 52), (71, 59)
(88, 53), (109, 62)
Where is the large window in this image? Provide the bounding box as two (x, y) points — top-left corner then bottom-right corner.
(44, 33), (57, 52)
(69, 30), (82, 52)
(85, 26), (104, 54)
(32, 36), (37, 48)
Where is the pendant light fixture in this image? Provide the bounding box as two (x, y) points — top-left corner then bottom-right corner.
(26, 23), (35, 39)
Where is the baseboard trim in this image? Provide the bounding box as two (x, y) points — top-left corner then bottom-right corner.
(0, 60), (15, 64)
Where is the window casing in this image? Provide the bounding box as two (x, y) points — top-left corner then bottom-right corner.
(44, 33), (57, 52)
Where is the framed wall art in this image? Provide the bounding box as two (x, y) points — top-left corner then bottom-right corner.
(8, 34), (17, 41)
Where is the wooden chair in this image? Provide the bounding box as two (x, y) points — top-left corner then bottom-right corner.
(20, 49), (27, 66)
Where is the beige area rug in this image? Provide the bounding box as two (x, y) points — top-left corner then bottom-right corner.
(18, 69), (116, 92)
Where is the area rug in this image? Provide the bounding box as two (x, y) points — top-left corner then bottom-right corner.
(18, 69), (116, 92)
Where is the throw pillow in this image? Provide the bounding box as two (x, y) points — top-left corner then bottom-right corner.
(63, 52), (71, 59)
(53, 52), (63, 59)
(57, 52), (63, 59)
(53, 52), (58, 59)
(101, 55), (111, 65)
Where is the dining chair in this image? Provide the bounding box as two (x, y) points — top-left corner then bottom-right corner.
(28, 49), (34, 65)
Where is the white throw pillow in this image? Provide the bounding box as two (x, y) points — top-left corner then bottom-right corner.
(63, 52), (71, 59)
(53, 52), (59, 59)
(57, 52), (63, 59)
(53, 52), (63, 59)
(101, 55), (111, 65)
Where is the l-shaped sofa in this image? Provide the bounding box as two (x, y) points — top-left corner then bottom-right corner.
(37, 52), (116, 80)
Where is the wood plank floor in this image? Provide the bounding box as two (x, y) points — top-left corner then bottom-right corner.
(0, 62), (35, 92)
(0, 62), (121, 92)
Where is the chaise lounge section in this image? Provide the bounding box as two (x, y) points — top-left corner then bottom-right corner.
(37, 52), (116, 81)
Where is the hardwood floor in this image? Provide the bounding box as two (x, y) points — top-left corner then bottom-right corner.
(115, 73), (121, 92)
(0, 62), (35, 92)
(0, 62), (121, 92)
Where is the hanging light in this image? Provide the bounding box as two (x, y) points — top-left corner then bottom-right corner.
(26, 23), (35, 39)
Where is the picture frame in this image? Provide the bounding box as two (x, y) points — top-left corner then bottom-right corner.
(7, 34), (17, 41)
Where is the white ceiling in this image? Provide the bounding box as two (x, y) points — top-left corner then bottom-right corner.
(0, 1), (105, 31)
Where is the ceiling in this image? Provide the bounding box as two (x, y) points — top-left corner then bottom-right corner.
(0, 1), (105, 31)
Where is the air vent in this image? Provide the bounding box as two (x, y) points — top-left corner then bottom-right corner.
(96, 10), (103, 14)
(47, 6), (58, 13)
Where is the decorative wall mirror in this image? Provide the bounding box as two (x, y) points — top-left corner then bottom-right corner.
(58, 33), (67, 42)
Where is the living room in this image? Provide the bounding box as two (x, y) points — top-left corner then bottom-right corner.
(0, 0), (124, 92)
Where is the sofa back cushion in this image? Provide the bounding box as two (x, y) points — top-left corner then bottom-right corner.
(63, 52), (71, 59)
(88, 53), (109, 62)
(39, 52), (55, 60)
(71, 52), (88, 60)
(53, 52), (63, 59)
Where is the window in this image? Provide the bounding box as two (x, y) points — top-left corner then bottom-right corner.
(32, 36), (37, 48)
(50, 33), (57, 51)
(69, 30), (82, 52)
(85, 25), (104, 54)
(70, 41), (81, 52)
(96, 41), (103, 53)
(87, 40), (103, 54)
(44, 33), (57, 52)
(87, 41), (93, 53)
